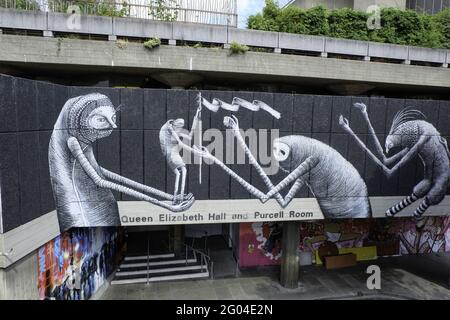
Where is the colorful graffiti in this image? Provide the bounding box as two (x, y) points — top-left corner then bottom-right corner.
(37, 227), (125, 300)
(239, 217), (450, 267)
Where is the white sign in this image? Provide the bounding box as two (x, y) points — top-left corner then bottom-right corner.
(118, 198), (325, 226)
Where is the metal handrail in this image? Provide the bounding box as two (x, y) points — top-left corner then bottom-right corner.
(0, 0), (238, 27)
(184, 243), (213, 279)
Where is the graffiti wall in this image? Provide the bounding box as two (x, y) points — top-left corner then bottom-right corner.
(1, 73), (449, 232)
(37, 227), (125, 300)
(239, 217), (450, 267)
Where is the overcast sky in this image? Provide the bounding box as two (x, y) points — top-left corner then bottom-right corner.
(237, 0), (290, 28)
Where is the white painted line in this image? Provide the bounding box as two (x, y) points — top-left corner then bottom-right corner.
(111, 272), (209, 285)
(124, 253), (175, 261)
(116, 265), (204, 277)
(119, 258), (197, 269)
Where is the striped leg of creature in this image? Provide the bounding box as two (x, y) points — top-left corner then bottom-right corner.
(386, 179), (431, 217)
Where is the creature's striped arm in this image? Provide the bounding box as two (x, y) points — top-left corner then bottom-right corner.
(176, 140), (268, 200)
(67, 137), (193, 212)
(99, 168), (174, 201)
(265, 156), (318, 199)
(224, 115), (284, 204)
(339, 116), (429, 177)
(351, 103), (409, 165)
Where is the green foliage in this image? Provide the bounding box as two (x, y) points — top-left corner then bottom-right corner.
(49, 0), (129, 17)
(248, 0), (450, 49)
(193, 42), (203, 48)
(149, 0), (178, 22)
(433, 9), (450, 48)
(0, 0), (40, 10)
(369, 8), (441, 48)
(328, 8), (369, 40)
(143, 37), (161, 49)
(229, 41), (249, 54)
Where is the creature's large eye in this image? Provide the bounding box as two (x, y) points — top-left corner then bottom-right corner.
(111, 114), (116, 124)
(273, 142), (290, 162)
(89, 114), (110, 129)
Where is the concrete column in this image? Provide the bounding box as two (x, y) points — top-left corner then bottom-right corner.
(108, 35), (117, 41)
(280, 221), (300, 289)
(172, 225), (185, 257)
(169, 39), (176, 46)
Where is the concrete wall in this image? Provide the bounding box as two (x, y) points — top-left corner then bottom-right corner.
(0, 252), (39, 300)
(0, 10), (449, 68)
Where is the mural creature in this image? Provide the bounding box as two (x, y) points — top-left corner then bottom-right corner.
(49, 93), (194, 230)
(340, 103), (450, 218)
(188, 113), (371, 218)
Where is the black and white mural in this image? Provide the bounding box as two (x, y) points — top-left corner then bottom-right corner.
(340, 102), (450, 218)
(0, 74), (449, 232)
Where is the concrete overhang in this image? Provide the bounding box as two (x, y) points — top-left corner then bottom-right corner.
(0, 34), (449, 94)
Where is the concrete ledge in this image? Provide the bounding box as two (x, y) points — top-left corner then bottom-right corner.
(409, 46), (447, 64)
(278, 32), (325, 52)
(47, 12), (113, 35)
(368, 42), (409, 60)
(0, 210), (59, 268)
(228, 28), (278, 48)
(0, 9), (449, 68)
(113, 17), (172, 39)
(173, 22), (227, 43)
(325, 37), (369, 57)
(0, 8), (47, 31)
(1, 35), (449, 90)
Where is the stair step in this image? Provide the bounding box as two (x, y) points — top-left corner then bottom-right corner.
(116, 265), (205, 277)
(124, 253), (175, 261)
(117, 262), (199, 273)
(119, 258), (197, 269)
(111, 272), (210, 285)
(114, 268), (208, 281)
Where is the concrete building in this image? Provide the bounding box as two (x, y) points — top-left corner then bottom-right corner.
(0, 7), (450, 300)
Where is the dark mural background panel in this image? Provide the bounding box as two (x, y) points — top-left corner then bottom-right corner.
(0, 74), (449, 232)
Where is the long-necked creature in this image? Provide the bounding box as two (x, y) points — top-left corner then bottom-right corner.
(49, 93), (194, 230)
(340, 102), (450, 218)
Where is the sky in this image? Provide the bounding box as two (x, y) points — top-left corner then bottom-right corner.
(236, 0), (290, 28)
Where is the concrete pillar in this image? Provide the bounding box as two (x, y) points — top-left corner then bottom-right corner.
(274, 48), (281, 54)
(172, 225), (185, 257)
(108, 35), (117, 41)
(169, 39), (176, 46)
(280, 221), (300, 289)
(320, 52), (328, 58)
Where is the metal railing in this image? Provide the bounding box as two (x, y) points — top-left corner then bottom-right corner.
(0, 0), (238, 26)
(184, 243), (214, 279)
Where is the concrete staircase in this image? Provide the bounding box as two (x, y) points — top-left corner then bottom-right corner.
(111, 252), (210, 285)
